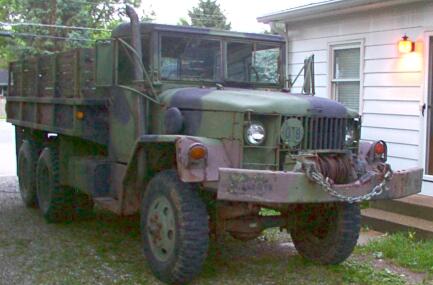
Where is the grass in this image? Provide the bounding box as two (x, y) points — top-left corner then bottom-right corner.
(285, 257), (405, 285)
(196, 234), (406, 285)
(359, 232), (433, 275)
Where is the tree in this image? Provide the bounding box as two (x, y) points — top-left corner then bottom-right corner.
(179, 0), (231, 30)
(0, 0), (155, 67)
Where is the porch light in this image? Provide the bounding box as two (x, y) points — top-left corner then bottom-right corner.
(398, 35), (414, 53)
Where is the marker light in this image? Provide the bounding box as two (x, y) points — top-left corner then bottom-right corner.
(374, 141), (386, 155)
(188, 144), (207, 160)
(76, 111), (85, 120)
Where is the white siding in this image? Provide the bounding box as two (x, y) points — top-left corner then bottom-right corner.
(284, 1), (432, 175)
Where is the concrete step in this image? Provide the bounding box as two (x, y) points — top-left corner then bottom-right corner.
(361, 208), (433, 239)
(370, 194), (433, 222)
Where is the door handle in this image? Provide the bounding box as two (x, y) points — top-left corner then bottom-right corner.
(422, 103), (431, 117)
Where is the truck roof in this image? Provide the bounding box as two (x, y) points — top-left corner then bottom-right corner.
(111, 22), (285, 43)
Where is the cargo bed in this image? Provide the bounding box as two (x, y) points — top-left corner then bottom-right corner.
(6, 48), (108, 144)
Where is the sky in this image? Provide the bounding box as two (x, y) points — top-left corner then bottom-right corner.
(140, 0), (318, 33)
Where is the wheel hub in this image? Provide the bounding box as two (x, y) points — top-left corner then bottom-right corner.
(147, 196), (176, 262)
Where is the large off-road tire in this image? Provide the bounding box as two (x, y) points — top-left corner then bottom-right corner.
(17, 140), (39, 207)
(36, 147), (74, 223)
(141, 170), (209, 284)
(290, 202), (360, 264)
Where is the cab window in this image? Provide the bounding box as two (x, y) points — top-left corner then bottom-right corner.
(117, 35), (151, 85)
(227, 42), (280, 84)
(160, 36), (221, 81)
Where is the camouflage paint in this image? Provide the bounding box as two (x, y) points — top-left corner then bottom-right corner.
(160, 87), (352, 117)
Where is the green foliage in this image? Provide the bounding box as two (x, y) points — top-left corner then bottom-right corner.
(259, 208), (281, 216)
(179, 0), (231, 30)
(360, 232), (433, 273)
(177, 17), (190, 26)
(331, 260), (406, 285)
(0, 0), (155, 67)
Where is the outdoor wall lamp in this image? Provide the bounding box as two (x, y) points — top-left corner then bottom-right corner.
(398, 35), (415, 53)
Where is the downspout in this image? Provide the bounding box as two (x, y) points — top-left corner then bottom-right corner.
(283, 23), (290, 90)
(271, 22), (290, 89)
(272, 21), (315, 95)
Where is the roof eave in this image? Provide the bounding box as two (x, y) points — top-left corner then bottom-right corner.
(112, 22), (285, 42)
(257, 0), (427, 24)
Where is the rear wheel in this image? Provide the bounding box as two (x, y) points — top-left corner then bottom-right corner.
(141, 170), (209, 284)
(74, 191), (94, 219)
(17, 140), (39, 207)
(290, 202), (360, 264)
(36, 147), (74, 223)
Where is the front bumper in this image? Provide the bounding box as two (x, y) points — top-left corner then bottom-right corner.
(217, 167), (423, 204)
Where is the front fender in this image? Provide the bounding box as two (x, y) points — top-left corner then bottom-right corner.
(176, 136), (240, 182)
(124, 135), (240, 186)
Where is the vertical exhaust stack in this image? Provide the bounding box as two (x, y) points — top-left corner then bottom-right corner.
(125, 5), (144, 82)
(125, 5), (147, 137)
(124, 5), (147, 196)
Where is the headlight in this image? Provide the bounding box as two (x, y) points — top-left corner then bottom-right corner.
(245, 123), (266, 145)
(345, 118), (360, 146)
(345, 125), (355, 145)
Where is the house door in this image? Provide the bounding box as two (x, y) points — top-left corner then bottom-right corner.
(423, 36), (433, 195)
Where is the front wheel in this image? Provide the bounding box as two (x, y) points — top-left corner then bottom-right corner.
(290, 202), (360, 264)
(141, 170), (209, 284)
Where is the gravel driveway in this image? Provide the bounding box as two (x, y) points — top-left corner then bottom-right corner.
(0, 176), (31, 285)
(0, 176), (423, 285)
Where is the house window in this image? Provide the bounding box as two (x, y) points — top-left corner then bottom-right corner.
(331, 46), (361, 111)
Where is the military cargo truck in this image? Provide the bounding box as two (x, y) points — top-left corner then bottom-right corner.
(6, 6), (423, 284)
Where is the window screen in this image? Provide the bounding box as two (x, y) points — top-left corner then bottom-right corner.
(335, 82), (360, 111)
(334, 48), (360, 79)
(332, 47), (361, 111)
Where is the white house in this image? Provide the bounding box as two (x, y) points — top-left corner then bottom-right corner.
(258, 0), (433, 196)
(0, 69), (7, 118)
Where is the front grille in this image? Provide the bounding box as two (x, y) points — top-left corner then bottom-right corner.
(284, 116), (349, 150)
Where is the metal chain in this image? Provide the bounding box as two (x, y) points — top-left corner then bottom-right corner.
(304, 163), (393, 203)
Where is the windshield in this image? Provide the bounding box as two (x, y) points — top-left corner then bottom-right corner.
(160, 36), (221, 81)
(159, 34), (282, 85)
(227, 42), (280, 84)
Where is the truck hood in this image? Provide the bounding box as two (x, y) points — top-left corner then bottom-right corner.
(161, 87), (356, 118)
